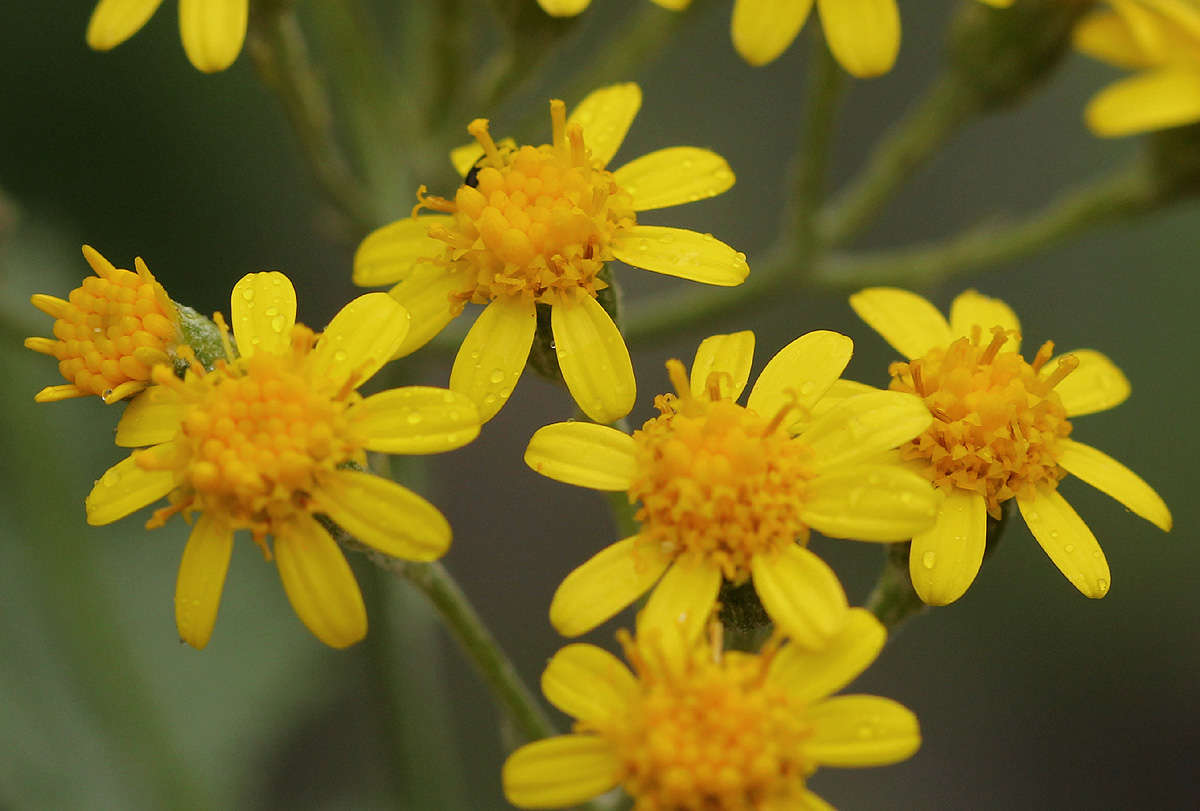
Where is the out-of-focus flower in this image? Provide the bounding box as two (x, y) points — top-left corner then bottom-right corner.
(536, 0), (690, 18)
(85, 272), (481, 649)
(353, 83), (747, 423)
(851, 288), (1171, 605)
(86, 0), (248, 73)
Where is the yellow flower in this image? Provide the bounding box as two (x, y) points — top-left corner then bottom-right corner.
(86, 0), (248, 73)
(85, 272), (482, 649)
(503, 612), (920, 810)
(536, 0), (691, 17)
(851, 288), (1172, 605)
(731, 0), (1012, 76)
(25, 245), (182, 404)
(525, 330), (939, 650)
(1074, 0), (1200, 135)
(353, 83), (747, 423)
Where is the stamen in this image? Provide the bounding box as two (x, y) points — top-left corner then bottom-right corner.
(704, 370), (732, 401)
(979, 326), (1009, 365)
(910, 362), (925, 397)
(81, 244), (118, 279)
(133, 257), (155, 283)
(764, 391), (805, 435)
(665, 358), (690, 398)
(567, 123), (587, 166)
(930, 405), (953, 422)
(1031, 340), (1055, 373)
(549, 99), (567, 151)
(1042, 353), (1079, 391)
(212, 312), (236, 363)
(30, 294), (70, 319)
(413, 184), (456, 217)
(467, 118), (503, 166)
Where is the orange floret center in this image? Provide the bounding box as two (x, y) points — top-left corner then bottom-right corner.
(628, 360), (815, 582)
(137, 324), (365, 540)
(889, 326), (1075, 517)
(415, 99), (637, 308)
(593, 632), (812, 810)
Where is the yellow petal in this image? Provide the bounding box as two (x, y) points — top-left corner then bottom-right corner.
(540, 644), (636, 725)
(1073, 9), (1157, 70)
(551, 297), (636, 423)
(550, 537), (671, 636)
(537, 0), (591, 16)
(909, 489), (987, 606)
(174, 513), (234, 650)
(449, 296), (537, 423)
(1018, 486), (1111, 599)
(1057, 439), (1171, 531)
(567, 83), (642, 169)
(768, 608), (885, 702)
(801, 464), (940, 541)
(178, 0), (248, 72)
(388, 264), (470, 358)
(805, 695), (921, 766)
(450, 142), (485, 177)
(731, 0), (814, 67)
(794, 790), (837, 811)
(799, 390), (932, 472)
(948, 289), (1021, 350)
(804, 378), (878, 423)
(502, 735), (620, 808)
(750, 545), (848, 649)
(310, 469), (451, 562)
(849, 287), (952, 360)
(649, 0), (692, 10)
(115, 388), (183, 448)
(1048, 349), (1130, 417)
(636, 559), (722, 663)
(353, 387), (481, 454)
(353, 217), (450, 288)
(230, 271), (297, 359)
(612, 147), (735, 212)
(525, 422), (638, 491)
(746, 330), (853, 423)
(689, 330), (756, 401)
(308, 293), (411, 391)
(1086, 68), (1200, 137)
(273, 514), (367, 648)
(611, 226), (749, 286)
(86, 0), (164, 50)
(816, 0), (900, 78)
(85, 452), (177, 526)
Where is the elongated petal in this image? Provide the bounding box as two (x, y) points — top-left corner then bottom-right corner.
(538, 0), (591, 17)
(551, 537), (671, 636)
(230, 271), (297, 358)
(179, 0), (248, 72)
(85, 452), (177, 525)
(86, 0), (164, 50)
(449, 296), (537, 423)
(115, 389), (183, 447)
(801, 465), (940, 541)
(310, 469), (450, 562)
(353, 387), (481, 454)
(799, 391), (931, 472)
(567, 83), (642, 168)
(909, 489), (987, 606)
(389, 265), (469, 358)
(805, 378), (877, 423)
(746, 331), (853, 423)
(817, 0), (900, 78)
(731, 0), (814, 67)
(751, 545), (848, 649)
(637, 559), (722, 663)
(525, 422), (638, 490)
(308, 293), (410, 390)
(805, 695), (921, 766)
(450, 143), (484, 177)
(353, 217), (451, 287)
(611, 226), (749, 286)
(1086, 68), (1200, 137)
(273, 514), (367, 648)
(849, 288), (952, 360)
(541, 644), (637, 724)
(1018, 486), (1110, 598)
(690, 330), (755, 401)
(552, 297), (636, 423)
(503, 736), (620, 808)
(949, 289), (1021, 350)
(1049, 349), (1130, 416)
(768, 608), (885, 702)
(613, 147), (735, 211)
(174, 514), (234, 650)
(1057, 439), (1171, 531)
(1073, 10), (1156, 69)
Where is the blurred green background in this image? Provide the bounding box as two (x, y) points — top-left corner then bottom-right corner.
(2, 1), (1196, 809)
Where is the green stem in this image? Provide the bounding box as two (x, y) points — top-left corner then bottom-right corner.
(865, 542), (926, 632)
(790, 31), (844, 262)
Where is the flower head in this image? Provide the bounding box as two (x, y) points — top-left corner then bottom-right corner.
(26, 245), (182, 404)
(86, 0), (247, 73)
(851, 287), (1172, 605)
(85, 272), (482, 649)
(525, 330), (939, 650)
(503, 612), (919, 809)
(353, 83), (747, 423)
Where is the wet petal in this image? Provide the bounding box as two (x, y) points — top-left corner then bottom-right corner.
(803, 378), (878, 425)
(389, 264), (469, 358)
(274, 514), (367, 648)
(502, 735), (620, 808)
(1048, 349), (1130, 416)
(230, 271), (297, 358)
(746, 330), (853, 422)
(1018, 486), (1111, 599)
(308, 293), (410, 391)
(86, 0), (164, 50)
(567, 83), (642, 168)
(449, 296), (537, 423)
(751, 545), (848, 649)
(949, 289), (1021, 350)
(353, 387), (481, 454)
(731, 0), (814, 67)
(799, 391), (931, 472)
(689, 330), (756, 401)
(552, 297), (636, 423)
(541, 644), (637, 724)
(311, 469), (451, 562)
(525, 421), (638, 491)
(801, 464), (940, 541)
(612, 147), (735, 211)
(179, 0), (248, 72)
(1086, 68), (1200, 137)
(817, 0), (900, 78)
(768, 608), (886, 702)
(1057, 439), (1171, 531)
(550, 537), (671, 636)
(353, 216), (451, 287)
(805, 695), (921, 766)
(174, 514), (234, 650)
(115, 388), (183, 448)
(85, 452), (177, 525)
(849, 287), (952, 360)
(637, 559), (722, 663)
(611, 226), (749, 286)
(909, 489), (987, 606)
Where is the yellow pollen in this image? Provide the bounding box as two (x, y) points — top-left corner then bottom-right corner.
(415, 101), (637, 307)
(628, 361), (815, 582)
(890, 331), (1074, 517)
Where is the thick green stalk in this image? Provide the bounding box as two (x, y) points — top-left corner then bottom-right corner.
(865, 542), (926, 632)
(791, 31), (845, 263)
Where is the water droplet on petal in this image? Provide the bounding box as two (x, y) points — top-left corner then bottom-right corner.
(406, 412), (423, 426)
(241, 288), (254, 301)
(489, 368), (505, 384)
(1064, 543), (1075, 554)
(921, 550), (937, 569)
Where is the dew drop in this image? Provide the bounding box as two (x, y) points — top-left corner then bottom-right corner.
(241, 288), (255, 301)
(922, 550), (937, 569)
(798, 381), (815, 396)
(265, 306), (278, 317)
(489, 369), (506, 384)
(1064, 543), (1075, 554)
(271, 316), (286, 333)
(406, 412), (423, 426)
(1096, 578), (1109, 594)
(333, 349), (348, 363)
